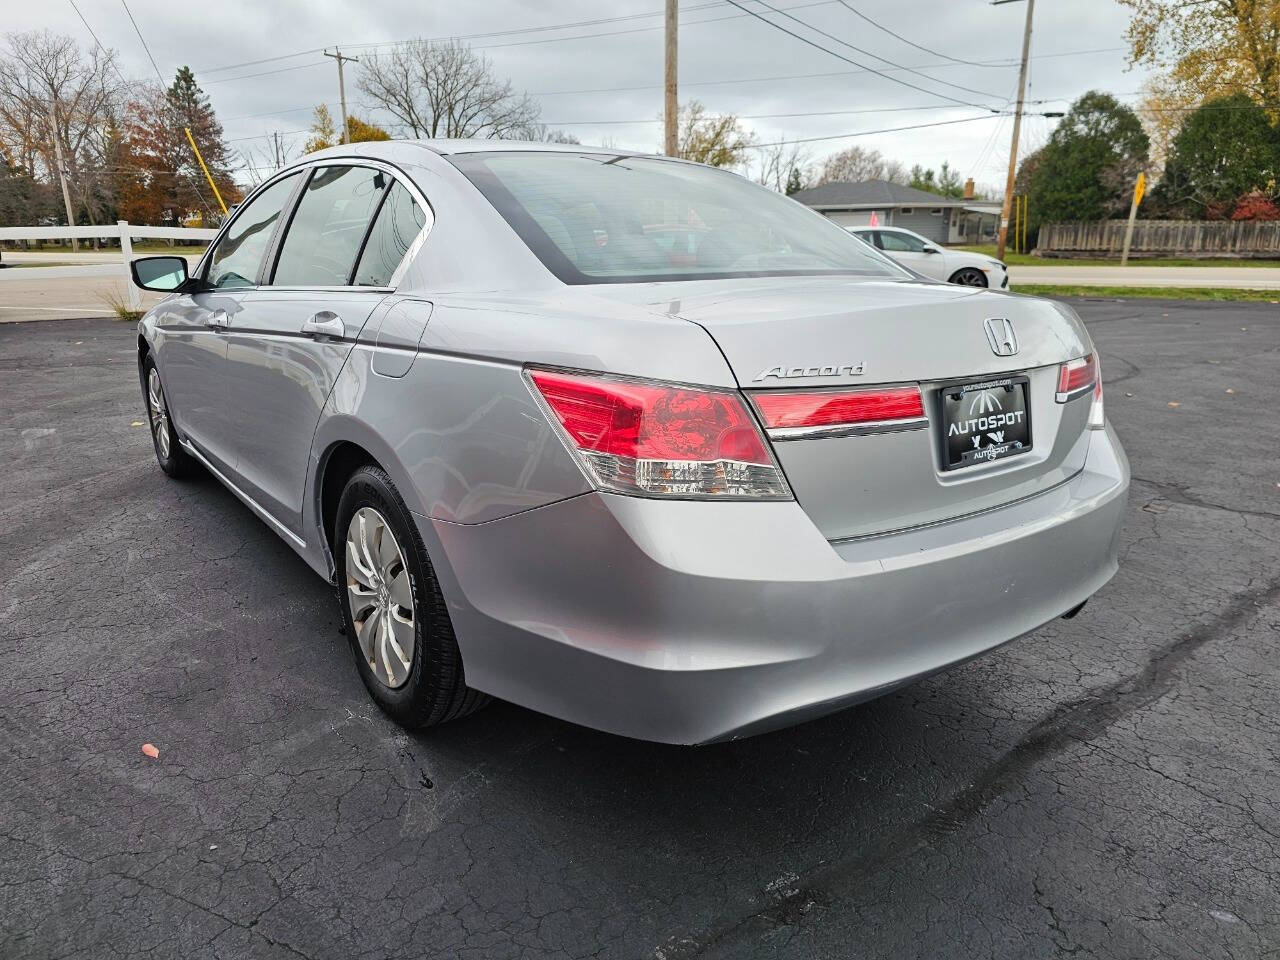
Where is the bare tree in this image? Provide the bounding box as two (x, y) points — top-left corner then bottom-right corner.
(357, 39), (541, 139)
(0, 30), (122, 225)
(673, 100), (754, 168)
(535, 127), (581, 144)
(813, 145), (908, 185)
(749, 138), (810, 193)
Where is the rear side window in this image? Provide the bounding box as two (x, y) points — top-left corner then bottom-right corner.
(205, 173), (301, 289)
(273, 166), (389, 286)
(878, 231), (925, 253)
(353, 182), (426, 286)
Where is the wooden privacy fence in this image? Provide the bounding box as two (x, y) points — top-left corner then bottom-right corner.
(1037, 220), (1280, 259)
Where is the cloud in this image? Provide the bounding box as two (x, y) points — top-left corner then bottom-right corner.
(14, 0), (1151, 186)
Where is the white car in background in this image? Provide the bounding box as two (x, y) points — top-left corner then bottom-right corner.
(849, 226), (1008, 289)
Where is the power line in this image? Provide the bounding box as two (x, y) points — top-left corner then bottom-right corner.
(66, 0), (135, 90)
(119, 0), (165, 86)
(527, 48), (1122, 98)
(745, 112), (1002, 149)
(67, 0), (109, 60)
(833, 1), (1005, 68)
(723, 0), (996, 111)
(195, 2), (725, 74)
(196, 0), (836, 79)
(543, 103), (1042, 125)
(743, 0), (1003, 101)
(223, 103), (341, 123)
(204, 61), (329, 86)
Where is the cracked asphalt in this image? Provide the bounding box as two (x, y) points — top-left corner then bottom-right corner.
(2, 299), (1278, 960)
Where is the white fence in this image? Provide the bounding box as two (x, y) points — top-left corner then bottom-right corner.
(0, 222), (217, 309)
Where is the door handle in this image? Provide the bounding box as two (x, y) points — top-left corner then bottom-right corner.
(206, 310), (230, 331)
(301, 311), (345, 341)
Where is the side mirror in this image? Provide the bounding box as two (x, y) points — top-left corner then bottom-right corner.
(921, 246), (941, 254)
(131, 255), (190, 292)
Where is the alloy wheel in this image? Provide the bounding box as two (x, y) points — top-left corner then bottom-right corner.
(953, 268), (988, 287)
(345, 506), (415, 689)
(147, 368), (171, 461)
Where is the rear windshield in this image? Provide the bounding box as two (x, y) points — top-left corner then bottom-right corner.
(448, 151), (906, 284)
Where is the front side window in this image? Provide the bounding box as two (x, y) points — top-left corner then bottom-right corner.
(273, 166), (390, 286)
(449, 152), (905, 284)
(205, 173), (301, 289)
(353, 181), (427, 286)
(878, 231), (926, 253)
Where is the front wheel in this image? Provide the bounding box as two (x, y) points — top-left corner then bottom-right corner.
(142, 356), (197, 478)
(949, 267), (989, 287)
(335, 465), (487, 729)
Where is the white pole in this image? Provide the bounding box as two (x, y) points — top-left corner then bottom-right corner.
(119, 220), (141, 311)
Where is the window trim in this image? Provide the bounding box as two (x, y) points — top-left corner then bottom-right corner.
(192, 156), (435, 295)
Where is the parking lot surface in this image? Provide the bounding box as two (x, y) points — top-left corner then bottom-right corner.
(2, 300), (1278, 959)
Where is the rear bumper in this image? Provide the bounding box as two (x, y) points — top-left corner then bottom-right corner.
(424, 424), (1129, 744)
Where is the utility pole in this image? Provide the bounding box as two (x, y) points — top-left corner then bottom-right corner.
(324, 48), (359, 144)
(664, 0), (678, 157)
(47, 103), (78, 253)
(994, 0), (1034, 262)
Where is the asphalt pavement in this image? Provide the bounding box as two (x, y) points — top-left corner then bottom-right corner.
(2, 300), (1278, 959)
(1007, 264), (1280, 289)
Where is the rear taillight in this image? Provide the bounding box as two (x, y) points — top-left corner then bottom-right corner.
(1087, 355), (1105, 428)
(1056, 353), (1104, 427)
(527, 369), (791, 499)
(751, 386), (926, 439)
(1056, 354), (1097, 401)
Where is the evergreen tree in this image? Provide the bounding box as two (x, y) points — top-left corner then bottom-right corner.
(164, 67), (238, 219)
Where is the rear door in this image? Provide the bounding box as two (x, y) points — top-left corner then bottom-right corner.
(222, 163), (429, 533)
(154, 172), (303, 473)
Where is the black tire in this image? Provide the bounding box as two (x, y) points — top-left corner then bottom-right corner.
(949, 267), (989, 287)
(141, 354), (198, 478)
(334, 465), (487, 728)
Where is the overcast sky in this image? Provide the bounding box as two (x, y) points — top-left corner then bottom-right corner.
(13, 0), (1154, 189)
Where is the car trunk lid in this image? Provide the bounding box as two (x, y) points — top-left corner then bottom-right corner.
(590, 276), (1095, 540)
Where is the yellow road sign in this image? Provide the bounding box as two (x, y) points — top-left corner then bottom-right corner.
(1133, 171), (1146, 207)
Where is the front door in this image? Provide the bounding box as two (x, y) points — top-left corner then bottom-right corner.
(222, 165), (427, 534)
(154, 172), (304, 471)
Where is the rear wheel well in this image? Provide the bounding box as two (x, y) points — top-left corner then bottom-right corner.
(320, 442), (379, 554)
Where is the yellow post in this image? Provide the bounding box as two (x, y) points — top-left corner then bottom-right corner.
(184, 126), (228, 216)
(1120, 172), (1145, 266)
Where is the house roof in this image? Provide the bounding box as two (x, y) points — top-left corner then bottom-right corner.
(791, 179), (967, 209)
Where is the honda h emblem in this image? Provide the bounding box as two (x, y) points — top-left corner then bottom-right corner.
(984, 318), (1018, 357)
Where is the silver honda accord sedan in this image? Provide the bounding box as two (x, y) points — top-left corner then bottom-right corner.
(131, 140), (1128, 744)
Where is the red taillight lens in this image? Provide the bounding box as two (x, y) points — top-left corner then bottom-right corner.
(528, 369), (790, 499)
(752, 386), (924, 435)
(1056, 354), (1097, 399)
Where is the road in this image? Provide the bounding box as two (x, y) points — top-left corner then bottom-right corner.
(0, 256), (199, 320)
(5, 254), (1280, 320)
(1008, 264), (1280, 289)
(1, 303), (1278, 959)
